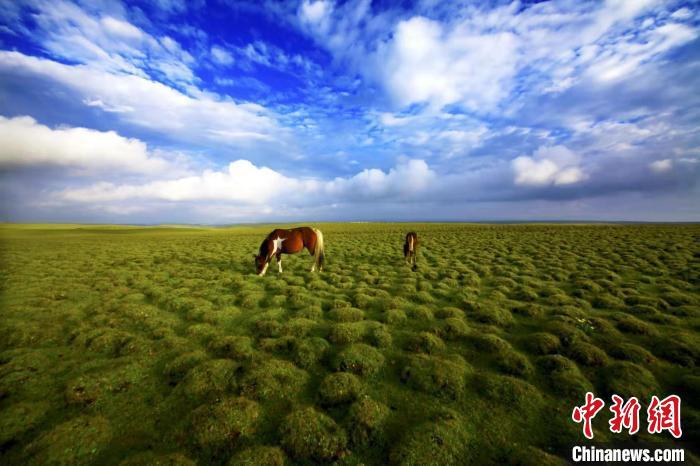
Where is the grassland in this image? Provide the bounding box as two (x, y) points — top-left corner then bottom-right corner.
(0, 223), (698, 465)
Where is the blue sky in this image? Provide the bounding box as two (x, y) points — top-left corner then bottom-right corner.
(0, 0), (699, 223)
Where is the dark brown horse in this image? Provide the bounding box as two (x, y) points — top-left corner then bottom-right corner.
(404, 232), (418, 271)
(254, 227), (325, 276)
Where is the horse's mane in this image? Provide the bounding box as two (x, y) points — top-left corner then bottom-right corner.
(258, 237), (270, 257)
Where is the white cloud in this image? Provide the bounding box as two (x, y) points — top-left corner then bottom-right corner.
(56, 158), (436, 205)
(0, 116), (173, 174)
(298, 0), (696, 112)
(376, 16), (518, 111)
(0, 51), (282, 146)
(378, 112), (416, 126)
(670, 8), (693, 20)
(25, 0), (196, 85)
(299, 1), (332, 28)
(211, 45), (234, 66)
(100, 16), (143, 40)
(512, 145), (586, 186)
(649, 159), (673, 173)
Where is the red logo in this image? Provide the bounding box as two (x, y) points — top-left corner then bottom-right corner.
(572, 392), (606, 439)
(609, 394), (641, 435)
(647, 395), (682, 438)
(572, 393), (682, 439)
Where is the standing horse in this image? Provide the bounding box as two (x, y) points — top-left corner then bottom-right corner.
(404, 232), (418, 271)
(253, 227), (325, 276)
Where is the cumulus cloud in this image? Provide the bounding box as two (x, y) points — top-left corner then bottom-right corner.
(211, 45), (234, 66)
(299, 0), (331, 25)
(649, 159), (673, 173)
(56, 158), (436, 205)
(0, 51), (281, 146)
(0, 116), (174, 174)
(297, 0), (696, 113)
(376, 16), (518, 110)
(512, 146), (586, 187)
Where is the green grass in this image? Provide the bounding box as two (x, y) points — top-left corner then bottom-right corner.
(0, 223), (699, 465)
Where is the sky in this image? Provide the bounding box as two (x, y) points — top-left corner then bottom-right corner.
(0, 0), (699, 223)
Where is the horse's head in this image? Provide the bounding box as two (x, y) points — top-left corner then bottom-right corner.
(253, 254), (266, 275)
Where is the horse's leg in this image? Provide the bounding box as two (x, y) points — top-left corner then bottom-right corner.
(306, 240), (316, 272)
(277, 253), (283, 273)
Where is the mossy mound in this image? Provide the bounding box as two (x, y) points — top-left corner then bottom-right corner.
(185, 324), (221, 344)
(318, 372), (363, 405)
(227, 446), (286, 466)
(119, 451), (197, 465)
(252, 319), (282, 338)
(405, 331), (446, 354)
(439, 318), (470, 341)
(471, 333), (511, 353)
(662, 290), (697, 307)
(511, 302), (545, 318)
(353, 293), (374, 309)
(546, 321), (589, 346)
(537, 355), (592, 399)
(280, 318), (317, 337)
(327, 307), (365, 322)
(258, 336), (296, 355)
(567, 341), (608, 367)
(401, 354), (470, 399)
(334, 344), (385, 376)
(494, 349), (534, 378)
(179, 359), (238, 403)
(652, 332), (700, 367)
(190, 397), (260, 453)
(64, 374), (103, 406)
(528, 332), (561, 355)
(295, 305), (323, 321)
(239, 358), (309, 401)
(73, 328), (137, 357)
(389, 417), (472, 466)
(0, 401), (50, 446)
(279, 407), (347, 462)
(24, 415), (112, 466)
(366, 323), (393, 348)
(602, 362), (659, 399)
(475, 373), (543, 410)
(612, 313), (657, 336)
(607, 343), (655, 365)
(470, 303), (514, 327)
(591, 293), (625, 310)
(208, 335), (255, 360)
(347, 396), (390, 447)
(435, 307), (465, 319)
(328, 323), (365, 345)
(407, 305), (435, 320)
(291, 337), (330, 368)
(510, 286), (538, 302)
(383, 308), (407, 324)
(163, 351), (209, 385)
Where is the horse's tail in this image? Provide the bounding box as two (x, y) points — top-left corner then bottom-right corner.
(313, 228), (325, 271)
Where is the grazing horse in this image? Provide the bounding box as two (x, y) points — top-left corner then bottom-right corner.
(254, 227), (325, 276)
(404, 232), (418, 271)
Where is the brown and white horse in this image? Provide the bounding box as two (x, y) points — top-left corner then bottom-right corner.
(254, 227), (325, 276)
(404, 231), (418, 271)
